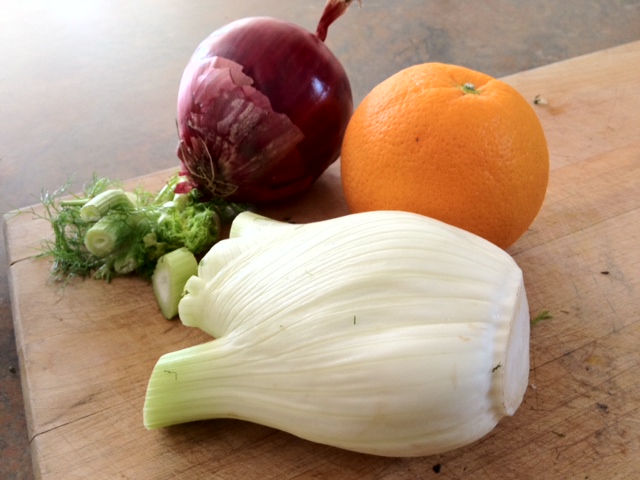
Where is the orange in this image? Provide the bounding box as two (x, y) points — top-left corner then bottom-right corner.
(340, 62), (549, 249)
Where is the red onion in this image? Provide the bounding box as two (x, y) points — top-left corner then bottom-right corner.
(176, 0), (357, 203)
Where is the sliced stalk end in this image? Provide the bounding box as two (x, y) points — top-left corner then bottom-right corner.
(84, 217), (130, 257)
(152, 247), (198, 319)
(499, 282), (531, 415)
(113, 249), (138, 275)
(229, 211), (297, 239)
(177, 275), (208, 327)
(80, 189), (134, 221)
(143, 339), (230, 429)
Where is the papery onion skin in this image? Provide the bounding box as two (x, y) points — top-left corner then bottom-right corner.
(177, 16), (354, 203)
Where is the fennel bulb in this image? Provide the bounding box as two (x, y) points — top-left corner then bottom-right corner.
(143, 210), (530, 457)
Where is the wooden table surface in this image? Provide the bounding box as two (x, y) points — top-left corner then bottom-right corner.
(4, 37), (640, 479)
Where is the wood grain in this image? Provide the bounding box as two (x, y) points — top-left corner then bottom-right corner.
(4, 41), (640, 479)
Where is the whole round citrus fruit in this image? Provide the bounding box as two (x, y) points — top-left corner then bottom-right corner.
(340, 62), (549, 249)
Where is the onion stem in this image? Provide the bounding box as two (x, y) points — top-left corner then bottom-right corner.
(316, 0), (360, 41)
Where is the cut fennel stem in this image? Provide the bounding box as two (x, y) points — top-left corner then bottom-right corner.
(152, 247), (198, 319)
(143, 211), (530, 457)
(79, 188), (134, 222)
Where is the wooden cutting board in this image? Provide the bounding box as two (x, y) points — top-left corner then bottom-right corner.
(5, 41), (640, 479)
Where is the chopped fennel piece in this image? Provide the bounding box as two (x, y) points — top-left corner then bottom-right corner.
(152, 247), (198, 319)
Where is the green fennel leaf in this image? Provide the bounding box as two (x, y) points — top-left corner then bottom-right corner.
(36, 173), (249, 283)
(531, 310), (553, 326)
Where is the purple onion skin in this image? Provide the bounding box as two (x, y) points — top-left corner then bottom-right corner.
(177, 17), (353, 203)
